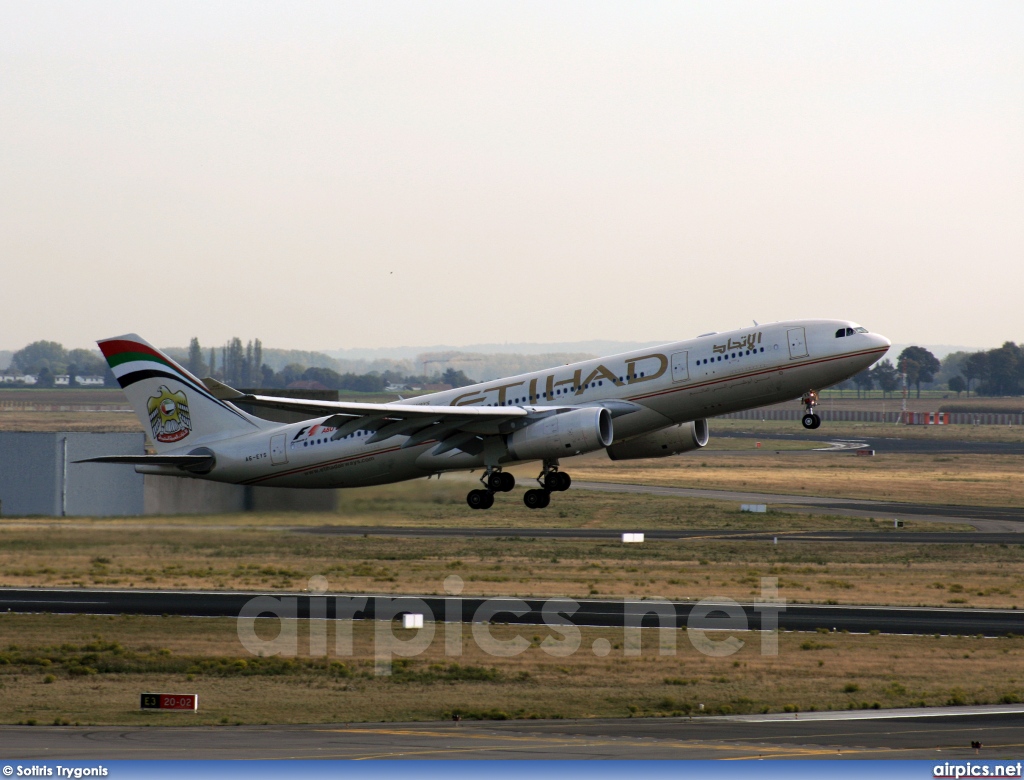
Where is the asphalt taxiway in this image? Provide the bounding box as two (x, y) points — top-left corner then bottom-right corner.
(2, 707), (1022, 759)
(297, 524), (1024, 545)
(3, 588), (1022, 636)
(715, 430), (1024, 455)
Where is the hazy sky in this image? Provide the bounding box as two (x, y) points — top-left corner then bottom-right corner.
(1, 2), (1021, 352)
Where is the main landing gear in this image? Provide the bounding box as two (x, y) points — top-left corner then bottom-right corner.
(466, 467), (515, 510)
(463, 462), (573, 510)
(523, 461), (571, 511)
(801, 390), (822, 429)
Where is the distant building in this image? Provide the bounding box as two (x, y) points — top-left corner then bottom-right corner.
(53, 375), (105, 387)
(0, 375), (37, 385)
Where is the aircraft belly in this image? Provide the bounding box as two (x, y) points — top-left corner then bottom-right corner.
(249, 445), (423, 489)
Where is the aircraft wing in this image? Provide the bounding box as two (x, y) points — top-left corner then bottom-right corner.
(200, 379), (642, 456)
(202, 378), (544, 455)
(231, 394), (531, 421)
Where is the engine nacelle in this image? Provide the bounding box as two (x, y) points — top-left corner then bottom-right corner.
(606, 419), (709, 460)
(507, 407), (613, 461)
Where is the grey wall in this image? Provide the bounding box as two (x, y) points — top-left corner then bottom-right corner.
(0, 432), (145, 516)
(0, 431), (336, 517)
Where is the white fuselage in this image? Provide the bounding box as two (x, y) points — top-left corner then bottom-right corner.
(150, 319), (889, 488)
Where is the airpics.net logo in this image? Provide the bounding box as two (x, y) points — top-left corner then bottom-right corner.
(934, 763), (1024, 778)
(233, 575), (785, 675)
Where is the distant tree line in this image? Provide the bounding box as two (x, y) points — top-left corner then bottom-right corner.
(6, 340), (115, 387)
(848, 343), (1024, 398)
(188, 338), (475, 392)
(3, 337), (478, 394)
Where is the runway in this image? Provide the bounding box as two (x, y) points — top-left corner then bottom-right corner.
(296, 524), (1024, 545)
(572, 481), (1024, 532)
(714, 431), (1024, 455)
(2, 706), (1023, 759)
(3, 587), (1022, 636)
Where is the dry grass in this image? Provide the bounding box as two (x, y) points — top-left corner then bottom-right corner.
(0, 411), (142, 432)
(573, 451), (1024, 507)
(1, 613), (1021, 726)
(0, 511), (1019, 607)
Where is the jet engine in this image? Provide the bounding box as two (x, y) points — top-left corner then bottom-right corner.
(507, 407), (613, 461)
(606, 419), (709, 460)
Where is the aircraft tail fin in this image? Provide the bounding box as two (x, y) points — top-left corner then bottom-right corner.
(98, 334), (268, 452)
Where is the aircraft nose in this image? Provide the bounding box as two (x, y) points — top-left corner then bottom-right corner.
(873, 333), (892, 352)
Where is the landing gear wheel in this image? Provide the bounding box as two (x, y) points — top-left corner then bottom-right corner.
(467, 489), (495, 509)
(523, 489), (551, 509)
(800, 391), (821, 430)
(486, 472), (504, 492)
(499, 472), (515, 492)
(545, 471), (571, 492)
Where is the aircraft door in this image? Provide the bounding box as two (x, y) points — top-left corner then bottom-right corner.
(787, 328), (808, 359)
(671, 351), (690, 382)
(270, 433), (288, 465)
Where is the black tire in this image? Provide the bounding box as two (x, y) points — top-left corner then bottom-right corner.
(486, 472), (504, 491)
(480, 491), (495, 509)
(499, 471), (516, 492)
(801, 413), (816, 429)
(553, 471), (571, 491)
(810, 413), (822, 429)
(523, 489), (546, 509)
(467, 489), (486, 509)
(537, 490), (551, 508)
(543, 472), (558, 491)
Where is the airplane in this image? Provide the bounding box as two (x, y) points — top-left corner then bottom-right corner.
(81, 320), (889, 510)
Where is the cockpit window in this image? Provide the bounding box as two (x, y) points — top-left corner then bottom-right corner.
(835, 328), (846, 338)
(854, 327), (868, 333)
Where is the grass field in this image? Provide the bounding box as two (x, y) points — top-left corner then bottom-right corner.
(0, 613), (1021, 726)
(573, 451), (1024, 508)
(2, 478), (1020, 609)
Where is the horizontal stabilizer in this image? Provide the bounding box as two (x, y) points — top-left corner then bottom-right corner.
(75, 454), (215, 474)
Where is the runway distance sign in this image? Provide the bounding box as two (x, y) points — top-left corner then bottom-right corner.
(140, 693), (198, 711)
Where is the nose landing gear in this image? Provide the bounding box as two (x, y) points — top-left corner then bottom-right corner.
(801, 390), (822, 429)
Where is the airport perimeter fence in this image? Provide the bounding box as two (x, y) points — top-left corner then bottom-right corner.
(0, 400), (132, 412)
(719, 408), (1024, 425)
(1, 399), (1022, 425)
